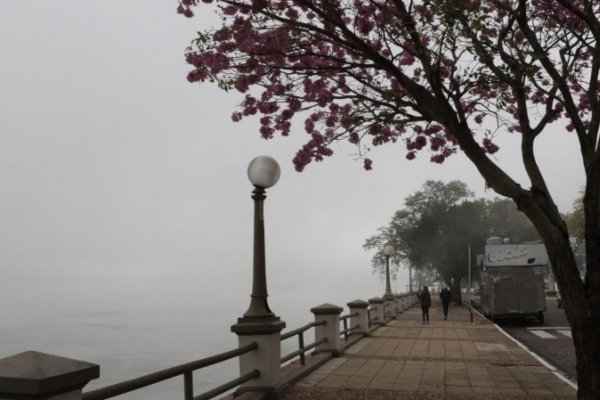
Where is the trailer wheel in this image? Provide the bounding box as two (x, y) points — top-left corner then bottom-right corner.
(537, 311), (545, 325)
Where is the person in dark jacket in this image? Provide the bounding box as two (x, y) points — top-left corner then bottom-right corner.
(417, 286), (431, 324)
(439, 287), (452, 320)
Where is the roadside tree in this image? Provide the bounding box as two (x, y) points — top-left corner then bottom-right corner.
(180, 1), (600, 397)
(364, 181), (538, 305)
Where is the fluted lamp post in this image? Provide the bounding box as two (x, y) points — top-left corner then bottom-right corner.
(383, 244), (395, 300)
(243, 155), (280, 318)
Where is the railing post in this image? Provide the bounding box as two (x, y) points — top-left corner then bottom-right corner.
(347, 299), (369, 336)
(404, 293), (412, 310)
(298, 333), (306, 366)
(394, 294), (403, 315)
(0, 351), (99, 400)
(368, 297), (386, 325)
(400, 294), (408, 312)
(311, 303), (343, 357)
(231, 317), (285, 395)
(383, 293), (396, 319)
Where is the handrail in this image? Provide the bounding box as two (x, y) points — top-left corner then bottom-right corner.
(340, 311), (358, 320)
(368, 315), (380, 328)
(339, 312), (359, 341)
(280, 337), (327, 364)
(340, 325), (359, 340)
(280, 321), (324, 340)
(193, 369), (259, 400)
(82, 342), (258, 400)
(280, 321), (327, 366)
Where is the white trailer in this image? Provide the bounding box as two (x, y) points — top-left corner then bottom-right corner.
(480, 241), (548, 323)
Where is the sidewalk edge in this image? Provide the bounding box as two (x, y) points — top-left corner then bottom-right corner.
(470, 306), (578, 390)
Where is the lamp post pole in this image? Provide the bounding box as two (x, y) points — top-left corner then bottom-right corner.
(383, 245), (395, 300)
(468, 243), (472, 300)
(231, 156), (286, 395)
(244, 185), (274, 318)
(237, 156), (281, 318)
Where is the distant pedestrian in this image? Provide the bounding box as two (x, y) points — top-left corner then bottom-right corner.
(417, 286), (431, 325)
(440, 287), (452, 320)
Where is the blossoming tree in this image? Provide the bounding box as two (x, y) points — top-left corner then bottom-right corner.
(179, 0), (600, 396)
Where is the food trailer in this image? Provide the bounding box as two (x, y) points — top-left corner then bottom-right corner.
(480, 239), (547, 323)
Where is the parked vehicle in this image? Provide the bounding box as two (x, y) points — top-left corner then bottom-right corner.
(480, 239), (548, 323)
(557, 291), (563, 308)
(470, 288), (481, 307)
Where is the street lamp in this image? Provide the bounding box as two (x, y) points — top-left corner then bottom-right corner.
(383, 244), (395, 300)
(231, 156), (285, 392)
(243, 156), (280, 318)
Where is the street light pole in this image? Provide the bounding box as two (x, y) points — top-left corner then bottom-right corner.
(383, 245), (395, 300)
(243, 156), (280, 318)
(468, 243), (472, 297)
(468, 243), (473, 322)
(231, 156), (286, 393)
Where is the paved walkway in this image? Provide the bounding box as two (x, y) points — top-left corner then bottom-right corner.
(284, 298), (576, 400)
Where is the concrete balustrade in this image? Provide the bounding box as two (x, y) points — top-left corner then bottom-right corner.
(0, 291), (416, 400)
(368, 297), (385, 325)
(231, 317), (286, 394)
(347, 300), (370, 336)
(383, 298), (395, 319)
(311, 303), (343, 356)
(402, 294), (409, 311)
(393, 295), (400, 313)
(394, 295), (403, 315)
(404, 294), (414, 310)
(0, 351), (99, 400)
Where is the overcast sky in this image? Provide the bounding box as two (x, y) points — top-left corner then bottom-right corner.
(0, 2), (585, 332)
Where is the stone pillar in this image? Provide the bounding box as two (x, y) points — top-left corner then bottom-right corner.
(394, 294), (403, 314)
(401, 294), (409, 311)
(0, 351), (99, 400)
(347, 299), (369, 336)
(368, 297), (385, 326)
(410, 293), (418, 307)
(311, 303), (343, 357)
(231, 317), (286, 394)
(383, 296), (395, 319)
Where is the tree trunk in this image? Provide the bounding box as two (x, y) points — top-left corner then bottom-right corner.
(576, 166), (600, 400)
(517, 191), (596, 400)
(572, 322), (600, 399)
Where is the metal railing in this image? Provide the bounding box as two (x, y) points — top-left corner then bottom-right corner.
(383, 303), (391, 317)
(82, 342), (258, 400)
(1, 292), (420, 400)
(367, 307), (378, 328)
(340, 312), (359, 340)
(280, 320), (327, 365)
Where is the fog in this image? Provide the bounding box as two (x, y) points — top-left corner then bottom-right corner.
(0, 1), (584, 347)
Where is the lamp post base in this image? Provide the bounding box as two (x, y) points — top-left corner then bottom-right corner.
(231, 316), (286, 335)
(231, 316), (286, 393)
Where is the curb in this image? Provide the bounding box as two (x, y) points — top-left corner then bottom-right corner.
(470, 306), (578, 390)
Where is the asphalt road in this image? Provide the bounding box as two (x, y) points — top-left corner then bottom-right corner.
(493, 298), (577, 382)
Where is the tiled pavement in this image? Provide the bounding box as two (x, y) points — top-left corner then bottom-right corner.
(284, 298), (576, 400)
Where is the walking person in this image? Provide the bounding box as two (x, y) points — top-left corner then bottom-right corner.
(440, 286), (452, 320)
(417, 286), (431, 325)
